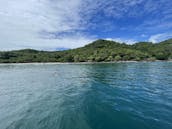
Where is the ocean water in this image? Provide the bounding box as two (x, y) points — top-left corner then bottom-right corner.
(0, 62), (172, 129)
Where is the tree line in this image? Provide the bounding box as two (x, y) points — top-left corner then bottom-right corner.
(0, 39), (172, 63)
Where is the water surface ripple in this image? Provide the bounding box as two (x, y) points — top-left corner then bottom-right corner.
(0, 62), (172, 129)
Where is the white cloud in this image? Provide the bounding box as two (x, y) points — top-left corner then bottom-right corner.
(0, 0), (95, 50)
(106, 38), (137, 44)
(148, 33), (172, 43)
(0, 0), (83, 32)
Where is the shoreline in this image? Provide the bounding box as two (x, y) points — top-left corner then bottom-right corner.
(0, 60), (172, 65)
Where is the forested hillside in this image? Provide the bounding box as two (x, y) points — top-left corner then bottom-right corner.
(0, 39), (172, 63)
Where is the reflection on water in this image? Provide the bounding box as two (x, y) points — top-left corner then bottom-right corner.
(0, 62), (172, 129)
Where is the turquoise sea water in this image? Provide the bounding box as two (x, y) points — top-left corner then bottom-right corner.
(0, 62), (172, 129)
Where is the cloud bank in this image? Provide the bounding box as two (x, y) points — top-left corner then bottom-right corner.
(149, 33), (172, 43)
(0, 0), (94, 50)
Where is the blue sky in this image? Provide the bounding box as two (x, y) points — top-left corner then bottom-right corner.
(0, 0), (172, 50)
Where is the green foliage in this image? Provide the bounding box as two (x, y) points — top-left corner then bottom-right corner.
(114, 55), (122, 61)
(0, 39), (172, 63)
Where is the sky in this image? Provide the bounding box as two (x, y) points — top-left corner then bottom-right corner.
(0, 0), (172, 50)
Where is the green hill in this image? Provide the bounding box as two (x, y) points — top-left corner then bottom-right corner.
(0, 39), (172, 63)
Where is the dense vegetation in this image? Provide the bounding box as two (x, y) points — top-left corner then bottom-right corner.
(0, 39), (172, 63)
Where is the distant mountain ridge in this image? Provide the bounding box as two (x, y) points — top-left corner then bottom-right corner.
(0, 39), (172, 63)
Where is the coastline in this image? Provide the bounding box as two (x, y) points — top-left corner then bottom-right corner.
(0, 60), (172, 65)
